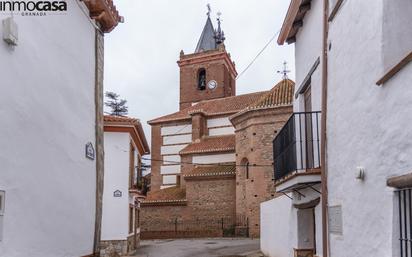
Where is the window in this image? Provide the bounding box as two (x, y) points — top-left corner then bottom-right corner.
(197, 68), (206, 90)
(241, 158), (250, 180)
(129, 207), (134, 234)
(129, 143), (135, 189)
(0, 191), (4, 215)
(397, 188), (412, 257)
(137, 209), (140, 228)
(0, 191), (4, 242)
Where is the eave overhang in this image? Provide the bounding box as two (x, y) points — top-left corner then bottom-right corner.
(104, 122), (150, 155)
(83, 0), (123, 33)
(278, 0), (312, 45)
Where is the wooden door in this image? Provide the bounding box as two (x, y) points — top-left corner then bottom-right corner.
(303, 86), (314, 169)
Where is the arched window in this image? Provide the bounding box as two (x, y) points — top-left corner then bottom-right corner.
(197, 68), (206, 90)
(241, 158), (250, 180)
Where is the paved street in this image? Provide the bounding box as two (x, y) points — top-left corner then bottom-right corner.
(133, 238), (261, 257)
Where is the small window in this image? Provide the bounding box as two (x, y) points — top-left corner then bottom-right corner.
(197, 68), (206, 91)
(397, 188), (412, 256)
(0, 191), (4, 215)
(129, 207), (134, 234)
(0, 191), (4, 242)
(129, 143), (135, 189)
(241, 158), (250, 180)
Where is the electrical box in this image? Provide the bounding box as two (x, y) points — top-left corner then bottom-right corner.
(2, 17), (18, 46)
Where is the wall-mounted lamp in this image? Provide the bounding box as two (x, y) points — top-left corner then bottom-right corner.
(3, 17), (18, 46)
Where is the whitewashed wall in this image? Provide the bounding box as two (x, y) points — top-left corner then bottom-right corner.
(327, 1), (412, 256)
(161, 144), (188, 155)
(261, 188), (322, 257)
(209, 126), (235, 136)
(163, 134), (191, 145)
(160, 165), (180, 175)
(207, 117), (234, 136)
(261, 196), (296, 257)
(192, 153), (236, 164)
(163, 175), (177, 185)
(294, 0), (323, 113)
(0, 2), (97, 257)
(161, 124), (192, 136)
(382, 0), (412, 71)
(101, 132), (130, 241)
(160, 124), (192, 187)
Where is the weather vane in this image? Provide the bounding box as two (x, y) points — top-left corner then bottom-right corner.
(277, 61), (291, 79)
(207, 3), (211, 17)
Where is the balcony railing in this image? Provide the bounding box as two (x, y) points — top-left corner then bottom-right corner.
(131, 177), (149, 196)
(273, 112), (321, 181)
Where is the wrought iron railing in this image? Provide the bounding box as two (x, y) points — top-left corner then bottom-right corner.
(273, 112), (321, 180)
(398, 188), (412, 257)
(133, 177), (148, 195)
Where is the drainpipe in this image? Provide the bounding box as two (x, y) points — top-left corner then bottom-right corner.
(321, 0), (329, 257)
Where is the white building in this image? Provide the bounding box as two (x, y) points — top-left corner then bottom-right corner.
(261, 0), (324, 256)
(261, 0), (412, 257)
(326, 1), (412, 257)
(101, 115), (150, 257)
(0, 1), (121, 257)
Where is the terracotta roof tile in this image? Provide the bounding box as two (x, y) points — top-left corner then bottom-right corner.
(148, 91), (268, 124)
(179, 135), (235, 155)
(83, 0), (123, 33)
(104, 115), (139, 124)
(104, 115), (150, 154)
(248, 79), (295, 109)
(144, 186), (186, 202)
(184, 164), (236, 178)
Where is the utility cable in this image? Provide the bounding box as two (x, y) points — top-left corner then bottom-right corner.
(142, 157), (273, 168)
(236, 29), (281, 81)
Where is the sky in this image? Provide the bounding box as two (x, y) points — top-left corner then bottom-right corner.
(104, 0), (294, 147)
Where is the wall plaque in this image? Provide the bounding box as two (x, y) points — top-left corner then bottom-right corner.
(113, 190), (122, 198)
(85, 142), (95, 160)
(328, 205), (343, 235)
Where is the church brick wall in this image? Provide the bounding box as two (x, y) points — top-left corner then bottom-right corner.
(140, 177), (235, 239)
(179, 50), (236, 110)
(150, 125), (162, 191)
(232, 106), (293, 237)
(186, 177), (236, 221)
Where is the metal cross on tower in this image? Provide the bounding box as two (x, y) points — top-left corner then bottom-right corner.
(207, 3), (211, 17)
(277, 61), (291, 79)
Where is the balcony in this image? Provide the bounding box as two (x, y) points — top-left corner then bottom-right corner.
(130, 177), (149, 196)
(273, 112), (321, 192)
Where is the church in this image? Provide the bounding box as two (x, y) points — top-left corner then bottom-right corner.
(140, 11), (294, 238)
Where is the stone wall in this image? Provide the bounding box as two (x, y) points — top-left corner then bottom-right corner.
(99, 240), (127, 257)
(232, 106), (293, 237)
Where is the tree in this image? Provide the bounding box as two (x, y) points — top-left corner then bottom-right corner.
(104, 91), (128, 116)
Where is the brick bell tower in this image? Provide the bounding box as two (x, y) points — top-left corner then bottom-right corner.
(177, 11), (238, 110)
